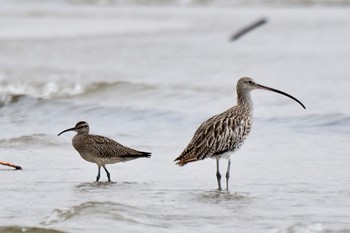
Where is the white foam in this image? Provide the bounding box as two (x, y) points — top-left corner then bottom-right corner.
(0, 81), (87, 99)
(272, 223), (326, 233)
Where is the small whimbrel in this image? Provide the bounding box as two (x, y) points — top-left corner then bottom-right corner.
(174, 77), (305, 191)
(58, 121), (151, 182)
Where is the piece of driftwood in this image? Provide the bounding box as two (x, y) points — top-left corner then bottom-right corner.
(0, 161), (22, 170)
(230, 18), (268, 41)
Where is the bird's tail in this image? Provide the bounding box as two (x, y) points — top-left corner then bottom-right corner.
(174, 156), (197, 166)
(140, 151), (151, 158)
(174, 158), (184, 166)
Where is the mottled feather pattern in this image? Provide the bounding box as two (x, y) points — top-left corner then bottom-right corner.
(175, 105), (252, 166)
(58, 121), (152, 181)
(72, 134), (150, 164)
(173, 77), (305, 190)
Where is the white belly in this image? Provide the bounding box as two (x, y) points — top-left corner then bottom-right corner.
(212, 151), (234, 160)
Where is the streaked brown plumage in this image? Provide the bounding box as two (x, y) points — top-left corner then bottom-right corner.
(58, 121), (151, 182)
(174, 77), (305, 190)
(175, 104), (253, 166)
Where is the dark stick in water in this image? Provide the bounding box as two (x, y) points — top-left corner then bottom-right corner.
(0, 161), (22, 170)
(230, 18), (268, 41)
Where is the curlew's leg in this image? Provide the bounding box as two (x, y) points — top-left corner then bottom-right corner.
(225, 159), (231, 191)
(102, 165), (111, 182)
(216, 158), (222, 191)
(96, 165), (101, 182)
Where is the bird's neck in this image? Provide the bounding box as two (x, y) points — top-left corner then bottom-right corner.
(77, 131), (89, 135)
(237, 91), (253, 112)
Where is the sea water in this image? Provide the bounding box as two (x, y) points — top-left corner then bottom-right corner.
(0, 1), (350, 232)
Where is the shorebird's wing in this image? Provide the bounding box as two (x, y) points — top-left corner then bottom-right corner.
(175, 109), (248, 166)
(86, 135), (151, 158)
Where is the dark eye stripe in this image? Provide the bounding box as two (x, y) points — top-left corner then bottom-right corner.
(76, 123), (88, 129)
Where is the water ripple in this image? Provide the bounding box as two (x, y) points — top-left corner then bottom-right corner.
(262, 113), (350, 134)
(198, 190), (253, 202)
(272, 223), (350, 233)
(41, 201), (141, 226)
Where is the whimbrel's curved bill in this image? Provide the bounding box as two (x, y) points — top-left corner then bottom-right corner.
(257, 84), (306, 109)
(58, 127), (75, 136)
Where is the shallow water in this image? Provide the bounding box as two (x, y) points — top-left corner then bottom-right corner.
(1, 1), (350, 233)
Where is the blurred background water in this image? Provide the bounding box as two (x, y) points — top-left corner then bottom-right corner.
(0, 0), (350, 232)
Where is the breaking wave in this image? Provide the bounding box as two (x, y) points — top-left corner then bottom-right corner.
(0, 80), (156, 106)
(0, 134), (61, 148)
(0, 226), (65, 233)
(0, 81), (117, 99)
(272, 223), (350, 233)
(41, 201), (144, 226)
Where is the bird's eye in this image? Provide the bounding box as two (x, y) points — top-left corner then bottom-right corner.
(248, 81), (254, 85)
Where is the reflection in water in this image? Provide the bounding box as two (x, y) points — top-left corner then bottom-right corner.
(74, 181), (146, 192)
(197, 190), (253, 204)
(75, 181), (117, 189)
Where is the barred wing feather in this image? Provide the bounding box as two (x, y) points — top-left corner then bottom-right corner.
(175, 109), (249, 166)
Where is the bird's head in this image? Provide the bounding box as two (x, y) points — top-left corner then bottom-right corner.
(237, 77), (258, 92)
(58, 121), (90, 136)
(236, 77), (306, 109)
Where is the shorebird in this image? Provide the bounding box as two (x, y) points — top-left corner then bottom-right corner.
(58, 121), (151, 182)
(174, 77), (305, 191)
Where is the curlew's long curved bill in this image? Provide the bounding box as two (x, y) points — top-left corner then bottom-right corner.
(257, 84), (306, 109)
(58, 127), (76, 136)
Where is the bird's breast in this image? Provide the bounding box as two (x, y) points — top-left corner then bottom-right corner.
(226, 116), (253, 152)
(72, 135), (98, 163)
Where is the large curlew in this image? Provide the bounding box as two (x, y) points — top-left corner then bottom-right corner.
(174, 77), (305, 190)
